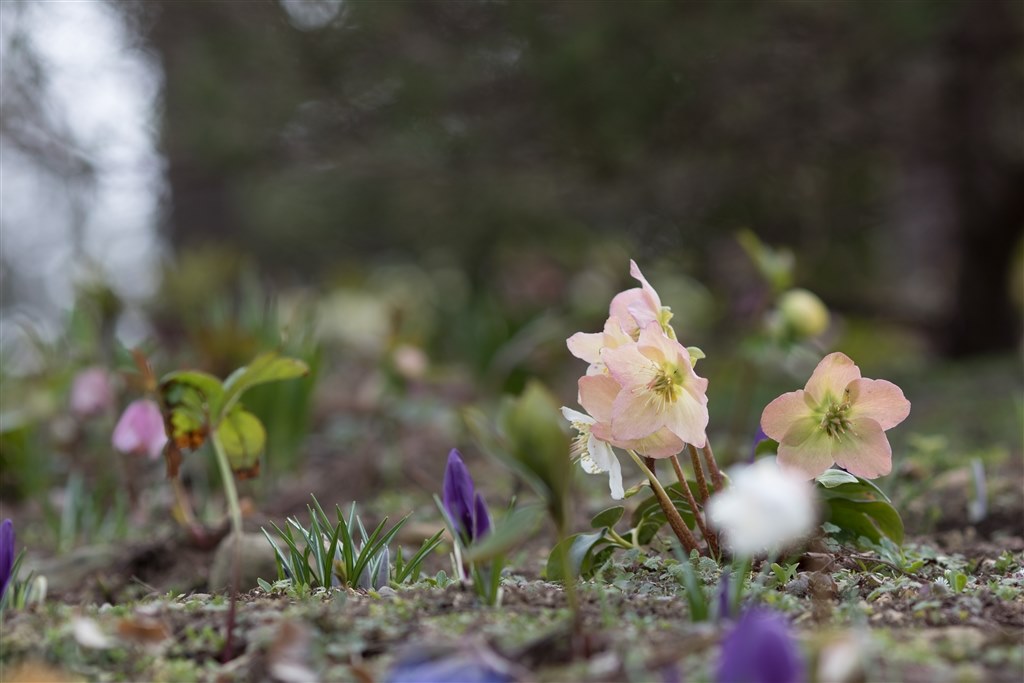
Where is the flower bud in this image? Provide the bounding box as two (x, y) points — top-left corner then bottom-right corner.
(778, 288), (829, 338)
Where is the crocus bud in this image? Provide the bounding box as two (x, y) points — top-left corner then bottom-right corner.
(717, 608), (805, 683)
(70, 367), (114, 417)
(442, 449), (491, 545)
(112, 400), (168, 460)
(0, 519), (15, 600)
(777, 288), (829, 338)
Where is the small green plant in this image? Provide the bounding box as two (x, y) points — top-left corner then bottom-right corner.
(262, 496), (443, 591)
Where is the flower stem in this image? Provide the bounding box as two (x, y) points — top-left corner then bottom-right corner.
(211, 432), (243, 537)
(701, 439), (725, 492)
(606, 528), (636, 550)
(670, 455), (719, 558)
(686, 444), (710, 504)
(627, 450), (700, 555)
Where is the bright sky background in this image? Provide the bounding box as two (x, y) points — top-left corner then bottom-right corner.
(1, 0), (163, 347)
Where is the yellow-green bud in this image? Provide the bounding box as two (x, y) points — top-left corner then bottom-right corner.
(778, 288), (829, 338)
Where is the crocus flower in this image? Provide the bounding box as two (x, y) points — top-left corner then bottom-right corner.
(387, 643), (518, 683)
(601, 322), (709, 448)
(112, 399), (168, 460)
(70, 367), (114, 417)
(760, 352), (911, 479)
(442, 449), (491, 545)
(717, 608), (805, 683)
(706, 458), (816, 557)
(0, 519), (14, 600)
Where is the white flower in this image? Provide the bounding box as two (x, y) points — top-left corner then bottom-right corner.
(706, 458), (816, 556)
(561, 406), (624, 500)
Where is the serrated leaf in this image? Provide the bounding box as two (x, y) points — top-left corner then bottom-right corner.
(462, 505), (544, 564)
(590, 506), (624, 530)
(215, 409), (266, 479)
(546, 530), (608, 581)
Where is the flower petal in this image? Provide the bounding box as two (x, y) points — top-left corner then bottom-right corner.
(776, 418), (835, 479)
(831, 417), (892, 479)
(566, 331), (605, 365)
(586, 436), (624, 499)
(610, 387), (664, 441)
(662, 383), (709, 448)
(602, 342), (657, 389)
(846, 378), (910, 431)
(560, 406), (594, 426)
(805, 352), (861, 404)
(577, 374), (621, 423)
(627, 427), (686, 459)
(760, 390), (815, 441)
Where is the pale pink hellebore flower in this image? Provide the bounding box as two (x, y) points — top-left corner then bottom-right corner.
(566, 318), (633, 376)
(70, 367), (114, 417)
(760, 352), (911, 479)
(608, 260), (674, 340)
(112, 400), (168, 460)
(578, 374), (686, 457)
(601, 322), (710, 448)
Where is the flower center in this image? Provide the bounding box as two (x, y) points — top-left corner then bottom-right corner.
(820, 400), (851, 439)
(650, 363), (684, 403)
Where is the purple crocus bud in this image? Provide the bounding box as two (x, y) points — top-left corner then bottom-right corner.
(473, 492), (491, 541)
(717, 572), (732, 621)
(751, 426), (769, 463)
(717, 608), (805, 683)
(70, 367), (114, 417)
(443, 449), (491, 544)
(112, 400), (168, 460)
(1, 519), (15, 600)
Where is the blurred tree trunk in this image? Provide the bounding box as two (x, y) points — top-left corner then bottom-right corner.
(941, 0), (1023, 356)
(136, 0), (290, 249)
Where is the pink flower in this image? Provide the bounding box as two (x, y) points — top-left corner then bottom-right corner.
(601, 322), (710, 448)
(70, 367), (114, 417)
(112, 400), (168, 460)
(760, 352), (911, 479)
(608, 260), (674, 340)
(566, 318), (632, 376)
(577, 374), (686, 458)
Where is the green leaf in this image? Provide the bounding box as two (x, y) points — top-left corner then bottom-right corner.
(816, 469), (860, 488)
(495, 382), (572, 528)
(590, 506), (624, 530)
(463, 505), (544, 564)
(215, 409), (266, 478)
(159, 370), (224, 407)
(546, 530), (608, 581)
(218, 353), (309, 420)
(824, 498), (904, 545)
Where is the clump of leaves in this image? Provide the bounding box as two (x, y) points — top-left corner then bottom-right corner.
(262, 496), (443, 591)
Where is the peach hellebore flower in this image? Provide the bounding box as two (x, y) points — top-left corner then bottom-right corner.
(566, 318), (632, 376)
(601, 322), (709, 448)
(112, 399), (168, 460)
(608, 260), (674, 339)
(761, 352), (911, 479)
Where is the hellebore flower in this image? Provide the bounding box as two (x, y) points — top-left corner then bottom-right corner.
(602, 322), (709, 448)
(566, 318), (633, 376)
(608, 260), (675, 339)
(112, 400), (168, 460)
(760, 352), (911, 479)
(717, 608), (805, 683)
(1, 519), (15, 600)
(706, 458), (816, 557)
(442, 449), (491, 544)
(70, 367), (114, 417)
(561, 404), (625, 500)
